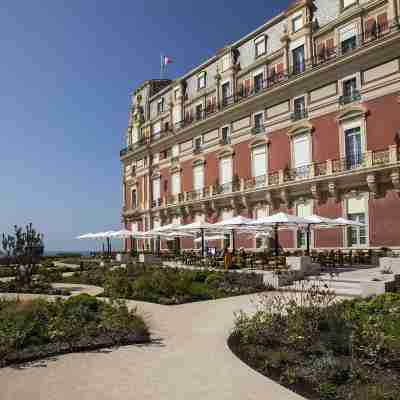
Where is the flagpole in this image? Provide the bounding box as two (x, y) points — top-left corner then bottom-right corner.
(160, 54), (164, 79)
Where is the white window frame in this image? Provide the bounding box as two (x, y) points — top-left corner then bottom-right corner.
(193, 164), (205, 191)
(342, 0), (358, 10)
(254, 111), (264, 128)
(291, 132), (312, 169)
(338, 117), (367, 159)
(194, 135), (203, 150)
(295, 199), (314, 249)
(342, 193), (369, 247)
(221, 80), (231, 99)
(251, 145), (267, 179)
(220, 53), (232, 72)
(152, 177), (161, 201)
(172, 144), (179, 158)
(219, 156), (233, 185)
(197, 71), (206, 90)
(157, 98), (164, 114)
(254, 35), (267, 58)
(171, 172), (181, 196)
(292, 11), (304, 33)
(221, 125), (230, 142)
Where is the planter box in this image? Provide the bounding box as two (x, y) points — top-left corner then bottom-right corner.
(138, 254), (161, 265)
(286, 256), (320, 276)
(380, 257), (400, 274)
(361, 274), (400, 298)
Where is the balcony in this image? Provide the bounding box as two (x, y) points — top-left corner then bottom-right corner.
(167, 193), (184, 205)
(251, 125), (265, 135)
(332, 155), (366, 173)
(339, 91), (361, 106)
(193, 146), (203, 155)
(290, 110), (308, 122)
(151, 198), (163, 208)
(214, 180), (240, 195)
(186, 188), (210, 201)
(122, 25), (396, 158)
(284, 165), (312, 182)
(245, 175), (266, 190)
(219, 136), (231, 145)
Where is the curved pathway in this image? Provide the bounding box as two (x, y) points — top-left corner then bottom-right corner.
(1, 285), (305, 400)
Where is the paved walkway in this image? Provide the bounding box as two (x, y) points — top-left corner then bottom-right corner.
(0, 285), (305, 400)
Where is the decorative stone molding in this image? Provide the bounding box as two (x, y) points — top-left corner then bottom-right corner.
(336, 105), (368, 123)
(279, 189), (291, 207)
(249, 137), (271, 148)
(366, 173), (378, 198)
(310, 183), (321, 202)
(287, 121), (314, 137)
(391, 170), (400, 192)
(328, 181), (340, 202)
(170, 165), (182, 174)
(192, 157), (206, 166)
(217, 147), (235, 159)
(265, 191), (277, 208)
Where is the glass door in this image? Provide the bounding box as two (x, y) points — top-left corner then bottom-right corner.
(292, 45), (305, 74)
(345, 127), (363, 169)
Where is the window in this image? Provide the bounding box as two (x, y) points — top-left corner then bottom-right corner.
(220, 157), (233, 192)
(152, 153), (159, 165)
(347, 197), (367, 247)
(171, 172), (181, 195)
(292, 12), (303, 32)
(193, 164), (204, 191)
(292, 97), (306, 120)
(254, 36), (266, 57)
(343, 0), (357, 9)
(152, 178), (161, 201)
(254, 113), (264, 133)
(345, 127), (363, 169)
(221, 126), (230, 144)
(221, 82), (231, 106)
(131, 190), (137, 209)
(195, 104), (203, 121)
(340, 24), (357, 54)
(157, 98), (164, 114)
(341, 77), (360, 104)
(254, 72), (264, 93)
(153, 121), (161, 138)
(194, 136), (202, 150)
(197, 72), (206, 90)
(292, 45), (305, 74)
(293, 134), (311, 178)
(296, 202), (312, 248)
(221, 53), (231, 72)
(252, 146), (267, 187)
(174, 88), (180, 101)
(172, 144), (179, 158)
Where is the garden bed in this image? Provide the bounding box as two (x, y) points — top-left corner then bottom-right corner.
(0, 294), (149, 368)
(229, 289), (400, 400)
(60, 266), (268, 305)
(0, 280), (70, 296)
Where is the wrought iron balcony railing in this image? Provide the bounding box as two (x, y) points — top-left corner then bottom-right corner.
(251, 125), (265, 135)
(339, 91), (361, 106)
(219, 136), (231, 145)
(290, 110), (308, 122)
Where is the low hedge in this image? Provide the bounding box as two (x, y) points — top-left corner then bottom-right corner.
(0, 280), (70, 296)
(0, 294), (149, 367)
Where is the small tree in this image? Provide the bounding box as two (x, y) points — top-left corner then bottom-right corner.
(1, 223), (44, 286)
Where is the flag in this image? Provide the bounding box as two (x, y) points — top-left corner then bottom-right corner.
(163, 56), (173, 65)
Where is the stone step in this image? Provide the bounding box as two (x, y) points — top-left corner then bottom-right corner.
(287, 279), (362, 297)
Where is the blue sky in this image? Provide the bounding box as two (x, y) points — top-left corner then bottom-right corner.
(0, 0), (291, 251)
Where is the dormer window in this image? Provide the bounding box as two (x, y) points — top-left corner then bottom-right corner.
(254, 36), (266, 58)
(157, 98), (164, 114)
(197, 72), (206, 90)
(292, 11), (303, 33)
(342, 0), (357, 10)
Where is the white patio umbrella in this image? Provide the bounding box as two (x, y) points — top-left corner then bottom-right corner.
(333, 217), (366, 227)
(209, 216), (256, 251)
(194, 235), (226, 243)
(303, 214), (340, 226)
(76, 233), (95, 239)
(108, 229), (135, 239)
(177, 221), (215, 257)
(250, 212), (311, 256)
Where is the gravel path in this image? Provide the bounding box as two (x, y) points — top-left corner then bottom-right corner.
(0, 286), (305, 400)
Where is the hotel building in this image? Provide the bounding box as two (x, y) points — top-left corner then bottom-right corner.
(120, 0), (400, 251)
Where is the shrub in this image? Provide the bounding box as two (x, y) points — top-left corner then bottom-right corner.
(318, 383), (337, 399)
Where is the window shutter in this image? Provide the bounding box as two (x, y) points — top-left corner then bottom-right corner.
(252, 146), (267, 177)
(326, 38), (334, 56)
(276, 63), (284, 74)
(193, 165), (204, 191)
(293, 135), (310, 168)
(377, 13), (388, 31)
(244, 79), (251, 96)
(317, 43), (325, 59)
(365, 18), (376, 34)
(207, 98), (212, 112)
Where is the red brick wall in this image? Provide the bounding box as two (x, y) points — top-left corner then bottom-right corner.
(181, 159), (193, 192)
(205, 153), (219, 187)
(314, 199), (343, 248)
(160, 167), (170, 197)
(366, 94), (400, 151)
(369, 190), (400, 247)
(311, 112), (341, 162)
(269, 129), (291, 172)
(233, 140), (251, 180)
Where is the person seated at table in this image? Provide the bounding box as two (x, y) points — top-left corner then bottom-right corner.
(223, 247), (232, 270)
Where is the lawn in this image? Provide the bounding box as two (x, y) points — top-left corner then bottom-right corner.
(229, 288), (400, 400)
(0, 294), (149, 368)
